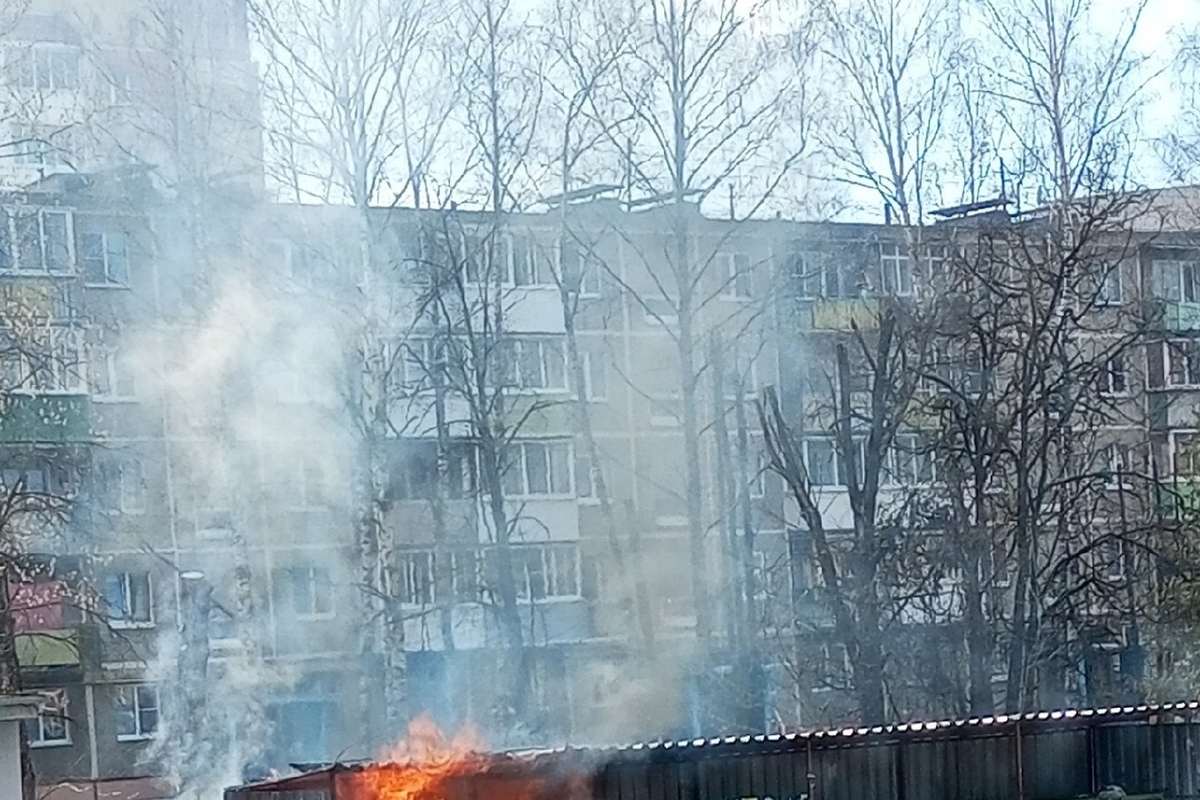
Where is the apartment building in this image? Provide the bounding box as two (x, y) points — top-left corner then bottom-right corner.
(10, 164), (1200, 797)
(3, 3), (1200, 798)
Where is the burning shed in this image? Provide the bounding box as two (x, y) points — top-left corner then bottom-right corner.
(226, 702), (1200, 800)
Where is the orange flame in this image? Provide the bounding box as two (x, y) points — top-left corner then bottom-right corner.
(351, 715), (491, 800)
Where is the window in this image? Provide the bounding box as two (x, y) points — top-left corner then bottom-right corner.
(804, 438), (865, 487)
(575, 450), (604, 501)
(502, 338), (566, 391)
(114, 684), (158, 741)
(97, 459), (145, 513)
(389, 440), (473, 501)
(889, 434), (935, 485)
(880, 243), (912, 296)
(1102, 355), (1128, 395)
(0, 466), (47, 494)
(90, 339), (137, 400)
(582, 351), (607, 401)
(107, 69), (136, 106)
(1166, 341), (1200, 387)
(559, 242), (602, 295)
(81, 232), (129, 285)
(1097, 443), (1132, 486)
(511, 235), (554, 286)
(462, 232), (512, 284)
(1103, 538), (1126, 581)
(1154, 260), (1200, 302)
(1098, 266), (1122, 305)
(502, 441), (572, 497)
(6, 45), (79, 90)
(104, 572), (153, 628)
(804, 439), (838, 486)
(0, 208), (73, 273)
(289, 566), (334, 618)
(787, 251), (819, 299)
(294, 456), (332, 509)
(724, 252), (752, 299)
(748, 448), (767, 498)
(398, 551), (435, 606)
(1174, 434), (1200, 478)
(25, 689), (69, 747)
(9, 124), (75, 170)
(514, 543), (580, 601)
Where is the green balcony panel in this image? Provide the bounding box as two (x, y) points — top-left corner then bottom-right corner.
(0, 394), (91, 443)
(1166, 301), (1200, 331)
(1158, 480), (1200, 517)
(16, 629), (79, 667)
(811, 298), (880, 331)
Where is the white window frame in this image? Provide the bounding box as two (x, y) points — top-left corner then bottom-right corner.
(0, 207), (75, 274)
(510, 233), (554, 287)
(880, 242), (912, 296)
(5, 327), (87, 395)
(26, 689), (70, 748)
(90, 341), (136, 402)
(105, 572), (153, 630)
(6, 43), (80, 91)
(514, 543), (582, 602)
(1154, 260), (1200, 303)
(888, 433), (935, 487)
(397, 550), (436, 608)
(10, 123), (75, 170)
(1172, 431), (1200, 478)
(291, 566), (335, 620)
(508, 338), (567, 393)
(462, 231), (514, 285)
(803, 438), (839, 487)
(80, 231), (129, 286)
(503, 440), (574, 498)
(1165, 340), (1200, 388)
(1097, 265), (1123, 305)
(1101, 443), (1133, 489)
(560, 243), (603, 297)
(581, 351), (606, 401)
(115, 460), (145, 514)
(114, 684), (158, 742)
(723, 252), (752, 300)
(1101, 354), (1128, 396)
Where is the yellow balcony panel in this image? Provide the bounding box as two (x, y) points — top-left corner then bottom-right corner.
(811, 298), (880, 331)
(16, 629), (79, 667)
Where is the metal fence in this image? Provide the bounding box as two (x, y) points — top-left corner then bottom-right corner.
(226, 702), (1200, 800)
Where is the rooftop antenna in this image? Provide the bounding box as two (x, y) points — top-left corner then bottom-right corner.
(999, 158), (1008, 201)
(728, 184), (735, 220)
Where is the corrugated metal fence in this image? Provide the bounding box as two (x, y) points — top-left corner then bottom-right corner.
(226, 703), (1200, 800)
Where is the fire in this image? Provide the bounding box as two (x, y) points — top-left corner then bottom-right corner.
(352, 715), (490, 800)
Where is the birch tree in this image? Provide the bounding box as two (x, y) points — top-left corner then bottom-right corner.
(251, 0), (453, 744)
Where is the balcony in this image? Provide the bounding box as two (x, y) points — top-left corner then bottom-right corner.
(1157, 479), (1200, 517)
(810, 298), (880, 331)
(0, 394), (90, 443)
(16, 629), (79, 667)
(1164, 302), (1200, 332)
